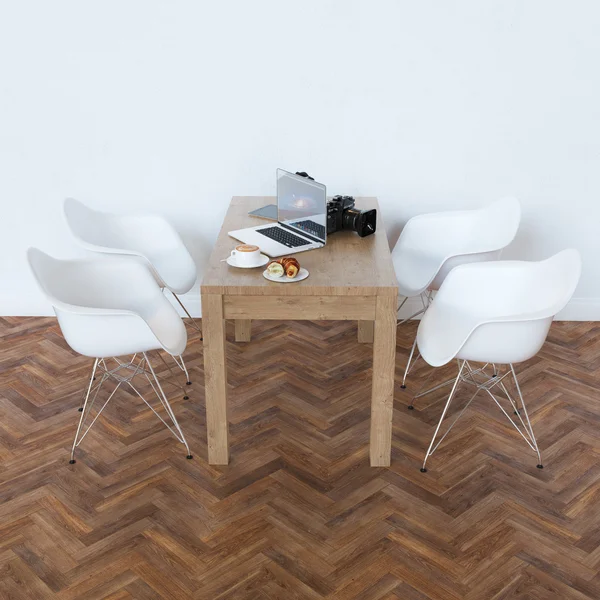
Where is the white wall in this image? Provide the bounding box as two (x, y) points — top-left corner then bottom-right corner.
(1, 0), (599, 318)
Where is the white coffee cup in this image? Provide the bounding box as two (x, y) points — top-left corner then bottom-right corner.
(230, 244), (261, 267)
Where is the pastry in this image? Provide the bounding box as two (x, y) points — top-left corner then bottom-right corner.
(281, 257), (300, 278)
(268, 257), (301, 279)
(266, 261), (284, 278)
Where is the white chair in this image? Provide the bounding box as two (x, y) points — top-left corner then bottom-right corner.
(411, 249), (581, 472)
(392, 197), (521, 389)
(27, 248), (193, 463)
(63, 198), (200, 384)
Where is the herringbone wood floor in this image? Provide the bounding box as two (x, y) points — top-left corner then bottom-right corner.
(1, 317), (600, 599)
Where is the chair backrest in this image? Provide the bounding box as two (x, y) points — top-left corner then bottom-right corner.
(27, 248), (186, 358)
(63, 198), (197, 295)
(436, 249), (581, 321)
(393, 197), (521, 296)
(398, 197), (520, 256)
(28, 247), (152, 313)
(64, 198), (177, 257)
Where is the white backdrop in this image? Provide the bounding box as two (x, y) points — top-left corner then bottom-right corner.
(1, 1), (599, 318)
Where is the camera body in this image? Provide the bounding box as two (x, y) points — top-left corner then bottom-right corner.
(327, 195), (377, 238)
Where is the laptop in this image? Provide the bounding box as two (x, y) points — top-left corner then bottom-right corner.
(228, 169), (327, 257)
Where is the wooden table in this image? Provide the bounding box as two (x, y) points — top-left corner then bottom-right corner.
(201, 196), (398, 466)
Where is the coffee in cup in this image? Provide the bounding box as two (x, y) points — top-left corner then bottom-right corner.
(230, 244), (261, 267)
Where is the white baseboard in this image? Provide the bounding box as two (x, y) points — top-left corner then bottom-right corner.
(0, 291), (205, 318)
(2, 292), (599, 321)
(398, 296), (600, 322)
(555, 298), (600, 321)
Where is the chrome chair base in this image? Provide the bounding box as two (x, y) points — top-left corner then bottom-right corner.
(412, 360), (542, 472)
(71, 353), (192, 463)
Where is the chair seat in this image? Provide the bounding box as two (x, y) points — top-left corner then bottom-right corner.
(142, 296), (187, 355)
(417, 302), (478, 367)
(416, 251), (582, 368)
(28, 249), (187, 358)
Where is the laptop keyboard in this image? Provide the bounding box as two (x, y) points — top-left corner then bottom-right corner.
(289, 220), (325, 239)
(257, 226), (311, 248)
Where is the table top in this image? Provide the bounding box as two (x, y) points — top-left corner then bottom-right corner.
(201, 196), (398, 296)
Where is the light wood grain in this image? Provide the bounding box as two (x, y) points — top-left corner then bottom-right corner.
(370, 296), (397, 467)
(202, 294), (229, 465)
(358, 321), (374, 343)
(201, 197), (398, 296)
(234, 319), (251, 342)
(201, 196), (398, 467)
(224, 296), (376, 320)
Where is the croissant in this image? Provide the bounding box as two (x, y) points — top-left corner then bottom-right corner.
(266, 260), (284, 277)
(274, 257), (300, 278)
(281, 257), (300, 278)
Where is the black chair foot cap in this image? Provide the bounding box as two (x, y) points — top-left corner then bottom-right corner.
(537, 464), (544, 469)
(69, 459), (76, 464)
(514, 410), (520, 415)
(183, 395), (189, 400)
(492, 373), (497, 378)
(93, 376), (96, 380)
(408, 405), (414, 410)
(78, 407), (83, 412)
(186, 381), (192, 386)
(186, 455), (193, 460)
(400, 384), (406, 389)
(420, 468), (427, 473)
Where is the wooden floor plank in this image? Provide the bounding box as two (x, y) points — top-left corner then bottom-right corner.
(0, 317), (599, 598)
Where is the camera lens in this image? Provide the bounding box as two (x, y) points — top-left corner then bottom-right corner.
(342, 208), (377, 237)
(342, 208), (361, 232)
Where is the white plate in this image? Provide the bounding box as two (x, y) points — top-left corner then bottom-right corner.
(263, 267), (309, 283)
(226, 254), (270, 269)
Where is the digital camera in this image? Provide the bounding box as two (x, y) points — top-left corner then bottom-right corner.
(326, 195), (377, 237)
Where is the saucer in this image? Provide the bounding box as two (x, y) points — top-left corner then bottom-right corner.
(226, 254), (269, 269)
(263, 267), (309, 283)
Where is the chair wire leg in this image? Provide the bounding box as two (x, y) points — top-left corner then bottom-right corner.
(499, 374), (522, 415)
(168, 353), (192, 386)
(167, 353), (192, 386)
(78, 359), (101, 411)
(142, 353), (192, 459)
(155, 351), (190, 399)
(409, 375), (456, 408)
(399, 291), (432, 392)
(402, 336), (419, 391)
(397, 306), (426, 326)
(396, 296), (408, 318)
(421, 360), (466, 472)
(510, 364), (543, 468)
(177, 355), (192, 386)
(172, 292), (203, 340)
(70, 358), (99, 463)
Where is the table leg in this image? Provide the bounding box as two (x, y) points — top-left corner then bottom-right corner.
(202, 294), (229, 465)
(358, 321), (374, 343)
(370, 295), (397, 467)
(235, 319), (252, 342)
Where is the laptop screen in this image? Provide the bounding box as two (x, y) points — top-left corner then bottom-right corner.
(276, 169), (327, 243)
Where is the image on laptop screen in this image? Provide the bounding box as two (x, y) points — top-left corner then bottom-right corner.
(276, 169), (327, 243)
